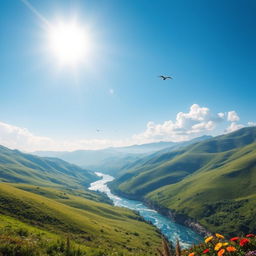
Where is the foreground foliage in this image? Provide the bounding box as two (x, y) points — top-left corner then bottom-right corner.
(0, 215), (161, 255)
(159, 233), (256, 256)
(184, 233), (256, 256)
(0, 184), (161, 255)
(0, 224), (96, 256)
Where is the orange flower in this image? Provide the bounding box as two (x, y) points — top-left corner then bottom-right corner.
(216, 233), (225, 239)
(218, 249), (225, 256)
(205, 236), (213, 243)
(188, 253), (195, 256)
(227, 246), (236, 252)
(214, 243), (223, 251)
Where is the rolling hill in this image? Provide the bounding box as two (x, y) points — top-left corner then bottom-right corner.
(0, 145), (97, 188)
(109, 127), (256, 236)
(0, 183), (161, 255)
(0, 144), (162, 255)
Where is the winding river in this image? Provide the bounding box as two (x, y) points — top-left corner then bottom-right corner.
(89, 172), (202, 248)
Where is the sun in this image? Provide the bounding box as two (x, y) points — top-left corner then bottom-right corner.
(48, 21), (90, 66)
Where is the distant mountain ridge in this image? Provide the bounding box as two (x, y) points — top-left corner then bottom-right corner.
(34, 135), (212, 176)
(109, 127), (256, 235)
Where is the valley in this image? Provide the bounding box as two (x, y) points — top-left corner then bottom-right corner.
(0, 146), (162, 255)
(109, 127), (256, 236)
(0, 127), (255, 255)
(89, 172), (202, 248)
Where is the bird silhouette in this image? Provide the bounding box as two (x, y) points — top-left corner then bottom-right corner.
(159, 75), (173, 80)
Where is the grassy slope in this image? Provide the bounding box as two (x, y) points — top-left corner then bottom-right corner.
(111, 127), (256, 198)
(15, 183), (112, 205)
(0, 145), (97, 188)
(0, 145), (162, 254)
(110, 127), (256, 235)
(0, 183), (161, 255)
(147, 142), (256, 235)
(0, 214), (99, 256)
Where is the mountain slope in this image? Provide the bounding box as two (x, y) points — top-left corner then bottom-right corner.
(0, 145), (97, 188)
(0, 183), (161, 255)
(110, 127), (256, 197)
(147, 142), (256, 235)
(0, 144), (162, 254)
(34, 141), (177, 168)
(35, 136), (211, 176)
(110, 127), (256, 235)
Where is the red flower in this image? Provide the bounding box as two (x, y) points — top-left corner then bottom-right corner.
(230, 237), (239, 241)
(203, 248), (210, 253)
(240, 238), (250, 246)
(246, 234), (255, 238)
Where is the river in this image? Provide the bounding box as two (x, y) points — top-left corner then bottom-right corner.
(89, 172), (202, 248)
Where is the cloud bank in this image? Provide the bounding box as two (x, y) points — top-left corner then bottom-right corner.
(133, 104), (225, 143)
(0, 104), (254, 152)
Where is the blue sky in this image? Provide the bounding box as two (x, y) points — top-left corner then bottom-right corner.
(0, 0), (255, 151)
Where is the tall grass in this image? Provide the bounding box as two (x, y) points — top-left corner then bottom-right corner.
(0, 234), (86, 256)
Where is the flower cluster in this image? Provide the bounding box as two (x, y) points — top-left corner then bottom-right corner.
(183, 233), (256, 256)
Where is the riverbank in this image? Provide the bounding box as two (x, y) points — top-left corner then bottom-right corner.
(109, 184), (210, 238)
(143, 199), (211, 237)
(90, 172), (202, 247)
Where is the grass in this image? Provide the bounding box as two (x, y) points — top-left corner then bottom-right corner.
(110, 127), (256, 235)
(146, 142), (256, 235)
(0, 183), (161, 255)
(14, 183), (112, 205)
(0, 214), (103, 255)
(0, 144), (163, 254)
(0, 145), (97, 188)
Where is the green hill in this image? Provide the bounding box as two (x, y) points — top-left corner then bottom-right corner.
(0, 183), (161, 255)
(0, 145), (97, 188)
(0, 145), (162, 254)
(110, 127), (256, 235)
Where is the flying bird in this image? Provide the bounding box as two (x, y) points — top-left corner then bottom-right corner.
(159, 75), (173, 80)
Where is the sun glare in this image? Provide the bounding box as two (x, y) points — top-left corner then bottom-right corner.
(48, 21), (90, 66)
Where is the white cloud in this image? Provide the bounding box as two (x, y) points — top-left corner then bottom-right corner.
(226, 122), (245, 133)
(0, 121), (55, 152)
(133, 104), (224, 143)
(225, 111), (245, 133)
(248, 121), (256, 127)
(218, 112), (225, 119)
(227, 111), (240, 122)
(0, 104), (250, 152)
(0, 121), (133, 152)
